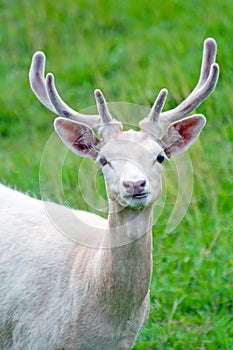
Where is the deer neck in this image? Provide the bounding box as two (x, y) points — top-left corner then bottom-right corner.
(108, 200), (153, 246)
(101, 201), (153, 316)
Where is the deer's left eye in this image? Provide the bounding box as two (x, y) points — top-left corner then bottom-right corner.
(156, 154), (167, 164)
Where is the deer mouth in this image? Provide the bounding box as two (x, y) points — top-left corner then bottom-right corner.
(132, 193), (148, 199)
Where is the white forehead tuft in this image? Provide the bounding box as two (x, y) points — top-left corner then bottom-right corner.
(100, 129), (163, 160)
(119, 129), (163, 153)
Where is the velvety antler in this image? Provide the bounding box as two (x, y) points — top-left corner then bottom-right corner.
(140, 38), (219, 133)
(160, 38), (219, 124)
(94, 89), (113, 124)
(30, 38), (219, 137)
(139, 88), (168, 137)
(29, 52), (101, 128)
(94, 89), (122, 139)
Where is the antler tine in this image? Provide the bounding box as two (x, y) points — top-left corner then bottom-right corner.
(29, 51), (100, 128)
(160, 38), (219, 125)
(94, 89), (122, 140)
(139, 88), (168, 137)
(147, 88), (168, 122)
(94, 89), (113, 123)
(46, 74), (100, 128)
(29, 51), (56, 112)
(193, 37), (217, 92)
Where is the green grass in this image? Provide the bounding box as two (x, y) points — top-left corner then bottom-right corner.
(1, 1), (233, 349)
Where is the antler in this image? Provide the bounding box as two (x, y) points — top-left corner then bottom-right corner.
(140, 38), (219, 134)
(29, 51), (101, 128)
(94, 89), (113, 123)
(160, 38), (219, 124)
(94, 89), (122, 139)
(139, 88), (168, 137)
(30, 38), (219, 138)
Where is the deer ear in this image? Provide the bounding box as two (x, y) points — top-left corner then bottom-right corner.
(54, 117), (101, 159)
(161, 115), (206, 156)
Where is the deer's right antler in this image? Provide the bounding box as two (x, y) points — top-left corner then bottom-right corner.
(29, 52), (101, 128)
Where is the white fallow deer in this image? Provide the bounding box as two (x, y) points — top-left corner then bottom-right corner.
(0, 38), (219, 350)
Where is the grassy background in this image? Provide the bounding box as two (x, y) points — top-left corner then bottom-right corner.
(0, 1), (233, 349)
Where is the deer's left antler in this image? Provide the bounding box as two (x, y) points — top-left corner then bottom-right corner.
(139, 38), (219, 136)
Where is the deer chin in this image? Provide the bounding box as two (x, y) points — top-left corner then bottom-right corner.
(122, 193), (151, 209)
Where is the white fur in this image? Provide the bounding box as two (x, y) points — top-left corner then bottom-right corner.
(0, 116), (205, 349)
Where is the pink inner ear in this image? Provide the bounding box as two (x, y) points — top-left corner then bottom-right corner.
(162, 115), (206, 156)
(54, 118), (101, 159)
(173, 116), (204, 145)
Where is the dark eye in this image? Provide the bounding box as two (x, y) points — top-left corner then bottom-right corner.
(156, 154), (166, 164)
(99, 156), (108, 166)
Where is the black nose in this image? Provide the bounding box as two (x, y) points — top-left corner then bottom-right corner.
(123, 180), (146, 195)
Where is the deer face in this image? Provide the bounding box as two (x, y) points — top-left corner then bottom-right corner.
(96, 130), (166, 209)
(54, 112), (205, 210)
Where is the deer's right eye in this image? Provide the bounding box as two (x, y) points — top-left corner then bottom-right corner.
(99, 156), (108, 166)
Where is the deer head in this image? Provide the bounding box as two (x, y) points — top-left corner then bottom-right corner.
(29, 38), (219, 210)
